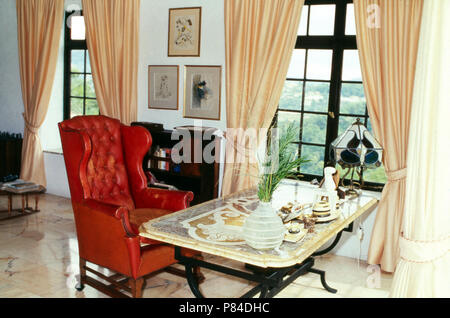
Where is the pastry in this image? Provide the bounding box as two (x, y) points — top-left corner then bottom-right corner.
(280, 202), (294, 214)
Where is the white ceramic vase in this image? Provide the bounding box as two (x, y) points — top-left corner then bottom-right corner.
(243, 201), (286, 250)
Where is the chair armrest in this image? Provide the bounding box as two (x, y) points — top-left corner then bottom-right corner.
(79, 199), (136, 238)
(74, 199), (142, 278)
(134, 188), (194, 211)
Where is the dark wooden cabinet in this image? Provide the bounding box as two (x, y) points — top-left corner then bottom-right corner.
(0, 138), (22, 180)
(131, 122), (221, 206)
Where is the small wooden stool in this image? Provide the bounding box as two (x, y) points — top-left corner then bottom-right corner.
(0, 186), (46, 220)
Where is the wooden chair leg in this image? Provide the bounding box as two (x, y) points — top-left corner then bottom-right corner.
(130, 277), (144, 298)
(76, 258), (86, 291)
(8, 194), (12, 217)
(193, 254), (206, 284)
(21, 195), (25, 213)
(35, 195), (40, 212)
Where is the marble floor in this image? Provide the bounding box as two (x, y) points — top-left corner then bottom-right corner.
(0, 193), (393, 298)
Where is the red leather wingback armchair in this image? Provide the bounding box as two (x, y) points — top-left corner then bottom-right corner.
(58, 115), (196, 298)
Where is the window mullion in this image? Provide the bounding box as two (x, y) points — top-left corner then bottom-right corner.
(298, 50), (309, 169)
(324, 0), (348, 164)
(63, 12), (71, 120)
(297, 3), (310, 172)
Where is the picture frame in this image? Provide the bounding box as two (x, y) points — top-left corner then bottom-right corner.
(168, 7), (202, 57)
(184, 65), (222, 121)
(148, 65), (179, 110)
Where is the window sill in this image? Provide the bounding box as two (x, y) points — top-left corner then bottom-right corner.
(44, 148), (63, 155)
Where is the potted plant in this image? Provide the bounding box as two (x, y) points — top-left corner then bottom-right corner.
(243, 124), (309, 250)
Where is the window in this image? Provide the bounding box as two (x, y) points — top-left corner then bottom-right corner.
(275, 0), (386, 190)
(64, 12), (99, 120)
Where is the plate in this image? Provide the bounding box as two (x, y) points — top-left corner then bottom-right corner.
(307, 209), (341, 223)
(284, 227), (308, 243)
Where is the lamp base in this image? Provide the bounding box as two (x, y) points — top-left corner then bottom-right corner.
(344, 188), (362, 199)
(338, 165), (365, 198)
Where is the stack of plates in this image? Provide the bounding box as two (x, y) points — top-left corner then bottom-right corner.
(311, 201), (341, 223)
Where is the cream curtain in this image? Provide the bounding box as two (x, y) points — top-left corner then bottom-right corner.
(390, 0), (450, 298)
(354, 0), (424, 272)
(222, 0), (304, 196)
(82, 0), (140, 125)
(16, 0), (64, 187)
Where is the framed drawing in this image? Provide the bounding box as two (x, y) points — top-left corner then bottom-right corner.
(168, 7), (202, 57)
(148, 65), (179, 110)
(184, 65), (222, 120)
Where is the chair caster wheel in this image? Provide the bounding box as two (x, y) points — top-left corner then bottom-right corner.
(75, 283), (85, 292)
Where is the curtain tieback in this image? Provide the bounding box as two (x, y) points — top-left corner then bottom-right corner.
(399, 233), (450, 264)
(386, 167), (407, 182)
(22, 113), (40, 135)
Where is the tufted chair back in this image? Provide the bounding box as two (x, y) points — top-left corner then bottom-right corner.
(59, 115), (136, 211)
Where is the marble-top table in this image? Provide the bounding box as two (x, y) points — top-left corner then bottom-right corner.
(140, 180), (378, 269)
(140, 180), (378, 297)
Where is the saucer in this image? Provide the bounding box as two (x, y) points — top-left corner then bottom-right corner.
(305, 209), (341, 223)
(284, 227), (308, 243)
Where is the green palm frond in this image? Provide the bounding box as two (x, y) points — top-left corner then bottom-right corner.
(257, 123), (310, 202)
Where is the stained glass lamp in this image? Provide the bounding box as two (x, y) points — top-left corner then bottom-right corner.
(330, 118), (383, 195)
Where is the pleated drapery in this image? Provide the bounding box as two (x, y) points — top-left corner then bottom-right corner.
(390, 0), (450, 297)
(221, 0), (304, 196)
(16, 0), (64, 187)
(82, 0), (140, 125)
(354, 0), (424, 272)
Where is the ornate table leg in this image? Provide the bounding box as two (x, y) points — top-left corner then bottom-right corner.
(307, 268), (337, 294)
(185, 264), (205, 298)
(307, 222), (354, 294)
(312, 232), (343, 257)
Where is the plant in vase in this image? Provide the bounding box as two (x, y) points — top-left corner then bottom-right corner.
(243, 124), (309, 250)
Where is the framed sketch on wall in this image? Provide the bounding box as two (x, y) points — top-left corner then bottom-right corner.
(184, 65), (221, 120)
(168, 7), (202, 57)
(148, 65), (179, 110)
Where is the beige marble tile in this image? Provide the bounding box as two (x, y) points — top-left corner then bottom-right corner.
(0, 193), (392, 298)
(0, 278), (42, 298)
(39, 285), (109, 298)
(1, 265), (69, 297)
(276, 282), (345, 298)
(0, 252), (41, 279)
(142, 276), (189, 298)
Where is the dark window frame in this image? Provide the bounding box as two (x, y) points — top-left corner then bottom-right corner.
(275, 0), (384, 192)
(63, 11), (98, 120)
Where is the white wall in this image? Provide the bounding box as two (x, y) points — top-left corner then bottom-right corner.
(44, 152), (70, 198)
(138, 0), (227, 132)
(0, 0), (24, 135)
